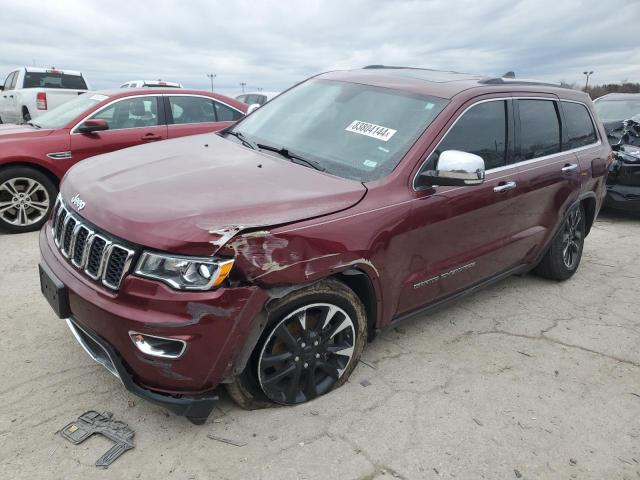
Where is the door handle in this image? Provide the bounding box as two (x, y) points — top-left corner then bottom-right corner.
(493, 181), (517, 193)
(561, 163), (578, 173)
(141, 133), (163, 141)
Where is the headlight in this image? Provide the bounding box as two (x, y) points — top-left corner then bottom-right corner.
(134, 252), (234, 290)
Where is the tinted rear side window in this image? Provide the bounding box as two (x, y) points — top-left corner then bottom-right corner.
(562, 101), (597, 149)
(23, 72), (88, 90)
(518, 100), (561, 160)
(214, 101), (243, 121)
(427, 100), (508, 170)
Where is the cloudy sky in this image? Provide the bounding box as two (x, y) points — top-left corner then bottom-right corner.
(2, 0), (639, 95)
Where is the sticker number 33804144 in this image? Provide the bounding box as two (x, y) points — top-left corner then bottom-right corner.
(345, 120), (397, 142)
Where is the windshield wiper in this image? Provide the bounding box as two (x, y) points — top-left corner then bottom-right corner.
(256, 143), (326, 172)
(225, 130), (256, 149)
(26, 121), (41, 129)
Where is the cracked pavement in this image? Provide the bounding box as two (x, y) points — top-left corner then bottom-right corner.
(1, 210), (639, 479)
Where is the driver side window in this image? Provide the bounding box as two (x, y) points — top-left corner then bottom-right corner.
(422, 100), (508, 172)
(89, 97), (159, 130)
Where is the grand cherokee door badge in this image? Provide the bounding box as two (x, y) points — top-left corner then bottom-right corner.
(414, 262), (476, 289)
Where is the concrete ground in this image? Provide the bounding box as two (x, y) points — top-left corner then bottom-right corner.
(0, 211), (638, 480)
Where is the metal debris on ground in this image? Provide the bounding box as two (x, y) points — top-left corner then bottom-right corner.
(206, 433), (247, 447)
(59, 411), (134, 468)
(517, 351), (534, 358)
(514, 468), (522, 478)
(473, 418), (483, 426)
(360, 379), (372, 387)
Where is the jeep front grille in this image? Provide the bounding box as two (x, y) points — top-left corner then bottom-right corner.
(51, 196), (136, 291)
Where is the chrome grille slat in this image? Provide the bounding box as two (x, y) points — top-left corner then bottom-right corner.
(50, 199), (135, 290)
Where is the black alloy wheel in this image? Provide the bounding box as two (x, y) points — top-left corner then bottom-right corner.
(258, 302), (356, 405)
(561, 207), (583, 269)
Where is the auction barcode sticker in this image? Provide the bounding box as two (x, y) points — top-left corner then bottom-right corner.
(345, 120), (397, 142)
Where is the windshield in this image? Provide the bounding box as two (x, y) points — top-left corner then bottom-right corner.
(23, 71), (88, 90)
(230, 79), (448, 181)
(32, 93), (109, 130)
(594, 98), (640, 122)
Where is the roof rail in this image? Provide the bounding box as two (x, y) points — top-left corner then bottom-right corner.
(363, 65), (411, 70)
(479, 77), (565, 88)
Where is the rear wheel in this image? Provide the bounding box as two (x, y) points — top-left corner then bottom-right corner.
(0, 167), (57, 233)
(534, 204), (585, 281)
(227, 279), (367, 409)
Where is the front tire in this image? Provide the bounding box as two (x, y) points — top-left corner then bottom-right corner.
(0, 167), (57, 233)
(227, 279), (367, 409)
(534, 204), (586, 281)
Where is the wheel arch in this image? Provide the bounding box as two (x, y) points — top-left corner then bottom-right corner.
(580, 193), (597, 236)
(0, 161), (60, 189)
(333, 267), (379, 341)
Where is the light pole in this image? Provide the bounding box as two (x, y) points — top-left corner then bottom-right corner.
(240, 82), (246, 93)
(206, 73), (216, 92)
(583, 71), (594, 90)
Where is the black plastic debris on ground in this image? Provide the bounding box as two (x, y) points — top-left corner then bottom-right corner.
(60, 411), (134, 468)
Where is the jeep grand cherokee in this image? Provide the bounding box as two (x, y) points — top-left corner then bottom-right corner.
(39, 66), (612, 424)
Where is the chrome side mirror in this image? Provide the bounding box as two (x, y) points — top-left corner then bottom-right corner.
(419, 150), (486, 187)
(246, 103), (261, 115)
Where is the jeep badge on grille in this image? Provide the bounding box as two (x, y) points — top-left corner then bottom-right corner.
(70, 194), (86, 211)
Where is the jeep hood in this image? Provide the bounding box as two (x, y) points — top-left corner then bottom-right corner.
(61, 133), (366, 254)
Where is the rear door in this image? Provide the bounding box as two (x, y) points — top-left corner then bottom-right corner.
(398, 97), (532, 314)
(165, 95), (244, 139)
(70, 95), (167, 162)
(511, 96), (582, 262)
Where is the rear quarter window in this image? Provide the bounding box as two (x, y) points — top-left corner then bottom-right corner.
(561, 101), (597, 149)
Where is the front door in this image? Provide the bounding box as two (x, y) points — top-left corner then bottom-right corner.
(397, 97), (535, 315)
(70, 96), (167, 161)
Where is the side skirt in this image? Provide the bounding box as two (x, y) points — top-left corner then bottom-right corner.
(382, 264), (528, 333)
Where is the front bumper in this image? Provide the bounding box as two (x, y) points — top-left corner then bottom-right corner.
(39, 226), (269, 420)
(65, 317), (218, 421)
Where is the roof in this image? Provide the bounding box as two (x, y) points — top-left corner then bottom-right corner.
(318, 66), (586, 101)
(24, 67), (82, 76)
(88, 88), (248, 111)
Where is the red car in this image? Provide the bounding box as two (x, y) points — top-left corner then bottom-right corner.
(39, 67), (611, 424)
(0, 89), (247, 233)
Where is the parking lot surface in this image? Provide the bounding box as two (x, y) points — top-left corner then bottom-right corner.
(1, 211), (638, 479)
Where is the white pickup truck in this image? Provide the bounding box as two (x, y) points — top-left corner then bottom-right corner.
(0, 67), (90, 124)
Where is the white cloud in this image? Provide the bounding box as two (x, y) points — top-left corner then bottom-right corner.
(1, 0), (638, 95)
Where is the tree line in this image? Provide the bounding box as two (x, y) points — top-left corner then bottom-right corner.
(559, 81), (640, 99)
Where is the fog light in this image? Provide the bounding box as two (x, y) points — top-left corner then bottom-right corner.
(129, 331), (187, 359)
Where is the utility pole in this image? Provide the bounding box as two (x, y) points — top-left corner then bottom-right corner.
(240, 82), (246, 93)
(583, 71), (594, 91)
(206, 73), (216, 92)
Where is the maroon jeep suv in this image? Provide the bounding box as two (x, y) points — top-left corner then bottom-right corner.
(39, 66), (612, 424)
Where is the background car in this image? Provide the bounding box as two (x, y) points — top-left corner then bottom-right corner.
(0, 67), (90, 124)
(235, 91), (280, 106)
(120, 80), (183, 88)
(0, 89), (246, 233)
(593, 93), (640, 130)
